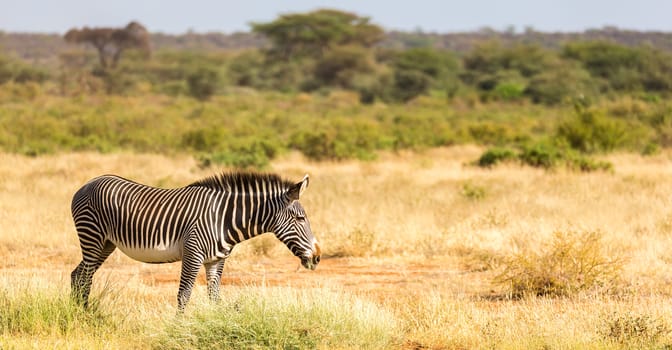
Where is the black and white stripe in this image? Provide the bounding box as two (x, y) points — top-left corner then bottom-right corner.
(70, 172), (320, 311)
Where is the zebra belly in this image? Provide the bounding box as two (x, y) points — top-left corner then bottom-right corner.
(114, 241), (183, 263)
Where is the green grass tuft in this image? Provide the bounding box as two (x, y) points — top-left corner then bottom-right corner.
(0, 285), (115, 337)
(154, 287), (398, 350)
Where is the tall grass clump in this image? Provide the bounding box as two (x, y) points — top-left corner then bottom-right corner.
(600, 311), (670, 347)
(0, 284), (115, 337)
(154, 287), (398, 349)
(495, 230), (624, 298)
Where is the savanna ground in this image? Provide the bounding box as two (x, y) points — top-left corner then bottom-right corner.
(2, 147), (672, 349)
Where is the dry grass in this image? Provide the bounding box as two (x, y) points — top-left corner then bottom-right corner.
(2, 147), (672, 348)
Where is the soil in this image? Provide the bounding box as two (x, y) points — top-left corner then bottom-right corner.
(2, 250), (495, 301)
(140, 255), (494, 300)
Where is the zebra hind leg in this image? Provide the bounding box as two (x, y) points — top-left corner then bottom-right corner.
(71, 260), (95, 307)
(71, 240), (117, 308)
(204, 259), (226, 303)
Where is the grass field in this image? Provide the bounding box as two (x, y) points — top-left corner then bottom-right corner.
(2, 147), (672, 349)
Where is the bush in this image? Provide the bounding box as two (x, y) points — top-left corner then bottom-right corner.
(556, 108), (637, 153)
(476, 147), (517, 167)
(468, 122), (517, 145)
(476, 142), (613, 172)
(524, 62), (597, 105)
(493, 81), (526, 101)
(290, 120), (385, 161)
(564, 153), (614, 172)
(0, 55), (50, 84)
(391, 114), (454, 150)
(187, 67), (220, 101)
(181, 128), (227, 152)
(228, 50), (265, 87)
(518, 142), (562, 169)
(328, 227), (377, 257)
(391, 69), (432, 102)
(392, 48), (460, 90)
(198, 139), (281, 169)
(495, 230), (623, 298)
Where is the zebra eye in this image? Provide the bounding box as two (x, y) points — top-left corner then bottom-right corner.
(296, 216), (306, 223)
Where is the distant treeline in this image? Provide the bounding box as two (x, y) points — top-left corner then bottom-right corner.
(2, 10), (672, 169)
(3, 26), (672, 64)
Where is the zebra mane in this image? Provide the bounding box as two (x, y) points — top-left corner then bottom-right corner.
(187, 171), (294, 193)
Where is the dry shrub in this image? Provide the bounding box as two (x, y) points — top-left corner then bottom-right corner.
(327, 227), (376, 258)
(600, 312), (670, 345)
(495, 230), (624, 298)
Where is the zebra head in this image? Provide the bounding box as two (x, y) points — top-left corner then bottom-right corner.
(273, 174), (321, 270)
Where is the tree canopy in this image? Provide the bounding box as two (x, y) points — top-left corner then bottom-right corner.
(251, 9), (384, 59)
(64, 21), (151, 69)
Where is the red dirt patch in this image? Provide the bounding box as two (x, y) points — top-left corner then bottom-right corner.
(137, 256), (492, 299)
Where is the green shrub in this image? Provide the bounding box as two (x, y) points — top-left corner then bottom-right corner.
(290, 120), (385, 161)
(391, 47), (460, 90)
(493, 81), (526, 101)
(518, 142), (562, 169)
(476, 143), (613, 172)
(391, 114), (454, 150)
(391, 69), (432, 102)
(524, 62), (597, 105)
(476, 147), (517, 167)
(0, 55), (50, 84)
(187, 67), (220, 101)
(198, 139), (280, 169)
(556, 108), (635, 153)
(468, 122), (517, 145)
(101, 71), (137, 95)
(181, 128), (227, 152)
(641, 142), (660, 156)
(565, 153), (614, 172)
(495, 230), (623, 298)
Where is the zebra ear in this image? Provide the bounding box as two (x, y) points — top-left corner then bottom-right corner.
(287, 174), (309, 202)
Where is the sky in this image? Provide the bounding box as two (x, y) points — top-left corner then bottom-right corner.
(1, 0), (671, 34)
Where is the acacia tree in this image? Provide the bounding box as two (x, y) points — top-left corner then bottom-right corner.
(64, 21), (151, 69)
(250, 9), (384, 92)
(251, 9), (384, 60)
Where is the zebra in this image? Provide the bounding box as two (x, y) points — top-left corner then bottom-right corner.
(70, 171), (321, 311)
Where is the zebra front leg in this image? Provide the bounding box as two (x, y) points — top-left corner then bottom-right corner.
(177, 250), (204, 312)
(204, 259), (225, 303)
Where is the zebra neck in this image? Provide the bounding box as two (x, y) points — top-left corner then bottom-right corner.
(218, 191), (280, 244)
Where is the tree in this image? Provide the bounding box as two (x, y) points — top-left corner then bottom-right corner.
(563, 41), (672, 93)
(312, 45), (377, 89)
(251, 9), (384, 60)
(64, 21), (151, 69)
(392, 48), (460, 89)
